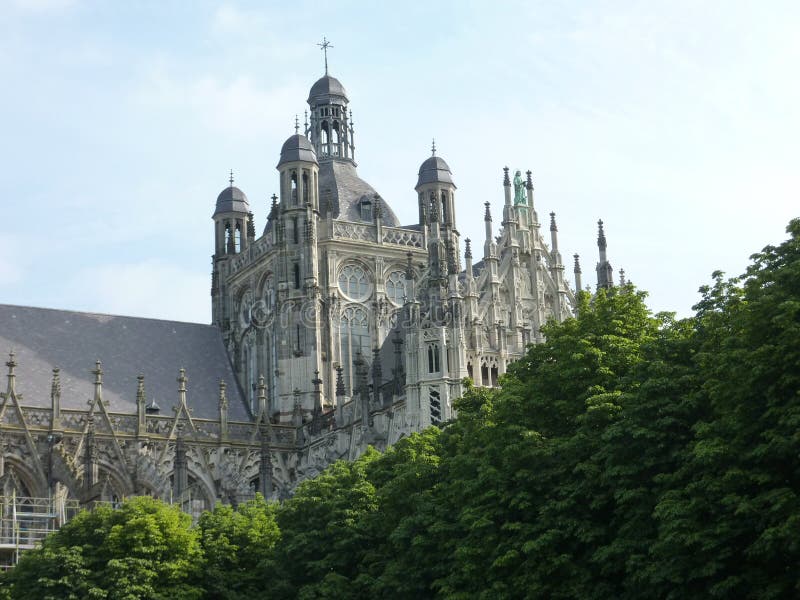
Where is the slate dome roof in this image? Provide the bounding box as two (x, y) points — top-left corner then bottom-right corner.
(308, 75), (349, 104)
(277, 134), (318, 167)
(416, 155), (456, 188)
(214, 185), (249, 216)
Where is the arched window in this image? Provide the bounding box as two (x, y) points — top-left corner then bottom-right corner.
(235, 222), (242, 252)
(302, 171), (309, 204)
(427, 343), (440, 373)
(332, 121), (340, 156)
(321, 121), (330, 156)
(290, 171), (298, 205)
(339, 306), (369, 394)
(292, 217), (299, 244)
(338, 264), (370, 301)
(385, 270), (407, 305)
(441, 191), (449, 224)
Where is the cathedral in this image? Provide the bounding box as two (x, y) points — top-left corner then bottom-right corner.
(0, 64), (615, 549)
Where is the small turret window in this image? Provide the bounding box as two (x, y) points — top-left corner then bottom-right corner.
(332, 121), (340, 157)
(290, 171), (298, 205)
(302, 171), (309, 204)
(321, 122), (330, 156)
(427, 344), (440, 373)
(441, 191), (449, 224)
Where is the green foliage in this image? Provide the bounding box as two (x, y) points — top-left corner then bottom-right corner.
(2, 219), (799, 598)
(2, 496), (202, 600)
(198, 495), (280, 600)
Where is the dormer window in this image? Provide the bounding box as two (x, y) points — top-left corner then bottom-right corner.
(360, 198), (372, 222)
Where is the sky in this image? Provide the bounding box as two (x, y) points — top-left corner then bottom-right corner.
(0, 0), (797, 323)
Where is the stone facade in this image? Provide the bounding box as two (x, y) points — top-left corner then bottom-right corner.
(0, 69), (615, 511)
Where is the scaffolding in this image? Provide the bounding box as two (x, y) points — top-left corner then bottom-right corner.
(0, 493), (81, 569)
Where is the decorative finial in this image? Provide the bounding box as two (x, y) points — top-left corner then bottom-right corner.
(431, 138), (436, 156)
(484, 201), (492, 221)
(550, 212), (557, 232)
(526, 170), (533, 190)
(597, 219), (607, 249)
(178, 368), (187, 391)
(304, 110), (308, 131)
(573, 253), (582, 273)
(317, 36), (333, 75)
(6, 351), (16, 374)
(464, 238), (472, 259)
(503, 167), (510, 186)
(92, 360), (102, 384)
(335, 365), (345, 396)
(294, 115), (299, 134)
(619, 268), (626, 285)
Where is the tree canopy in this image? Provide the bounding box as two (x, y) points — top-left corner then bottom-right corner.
(3, 219), (799, 599)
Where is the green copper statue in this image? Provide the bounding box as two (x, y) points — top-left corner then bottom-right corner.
(513, 170), (527, 205)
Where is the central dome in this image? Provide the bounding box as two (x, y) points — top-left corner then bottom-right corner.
(308, 74), (349, 105)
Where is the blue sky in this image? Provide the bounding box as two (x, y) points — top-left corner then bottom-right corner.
(1, 0), (797, 323)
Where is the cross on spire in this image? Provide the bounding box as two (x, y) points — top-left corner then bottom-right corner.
(317, 36), (333, 75)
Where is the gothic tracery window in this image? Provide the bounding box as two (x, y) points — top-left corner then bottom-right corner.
(338, 264), (370, 301)
(339, 305), (369, 394)
(385, 270), (407, 306)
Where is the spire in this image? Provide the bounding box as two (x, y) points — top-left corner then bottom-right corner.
(311, 370), (323, 434)
(294, 114), (299, 134)
(550, 212), (558, 232)
(51, 367), (62, 426)
(257, 374), (267, 417)
(317, 36), (333, 75)
(304, 110), (308, 131)
(596, 219), (614, 290)
(335, 365), (346, 397)
(4, 351), (16, 396)
(574, 254), (583, 291)
(229, 170), (234, 188)
(431, 138), (436, 156)
(597, 219), (607, 251)
(391, 330), (404, 397)
(371, 347), (383, 407)
(484, 202), (492, 221)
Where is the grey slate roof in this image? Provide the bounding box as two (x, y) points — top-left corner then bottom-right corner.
(416, 155), (456, 189)
(0, 304), (250, 421)
(213, 185), (250, 217)
(277, 134), (318, 167)
(307, 74), (349, 105)
(318, 161), (400, 226)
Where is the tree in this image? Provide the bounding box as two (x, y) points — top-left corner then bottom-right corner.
(2, 496), (203, 600)
(198, 495), (280, 600)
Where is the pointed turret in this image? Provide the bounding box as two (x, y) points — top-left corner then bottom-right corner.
(596, 219), (614, 289)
